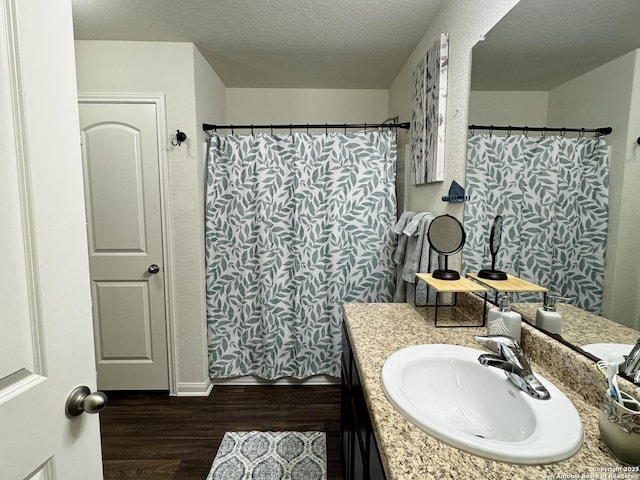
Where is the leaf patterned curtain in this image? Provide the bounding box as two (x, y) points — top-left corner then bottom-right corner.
(205, 132), (397, 379)
(463, 134), (609, 313)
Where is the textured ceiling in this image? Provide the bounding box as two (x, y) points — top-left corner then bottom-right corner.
(71, 0), (447, 89)
(471, 0), (640, 91)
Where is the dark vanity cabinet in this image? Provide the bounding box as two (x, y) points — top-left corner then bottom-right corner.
(341, 322), (387, 480)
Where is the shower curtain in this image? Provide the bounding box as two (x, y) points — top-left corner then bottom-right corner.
(205, 131), (397, 379)
(463, 134), (609, 313)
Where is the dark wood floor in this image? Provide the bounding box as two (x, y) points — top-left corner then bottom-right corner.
(100, 385), (342, 480)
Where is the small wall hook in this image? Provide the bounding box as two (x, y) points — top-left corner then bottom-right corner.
(172, 130), (187, 146)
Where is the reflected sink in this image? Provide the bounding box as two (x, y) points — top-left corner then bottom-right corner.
(581, 343), (634, 364)
(381, 344), (583, 464)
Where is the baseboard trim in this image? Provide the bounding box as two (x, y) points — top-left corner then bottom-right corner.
(211, 375), (340, 386)
(175, 378), (214, 397)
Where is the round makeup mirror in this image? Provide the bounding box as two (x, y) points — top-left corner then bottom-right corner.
(427, 214), (466, 280)
(478, 215), (508, 281)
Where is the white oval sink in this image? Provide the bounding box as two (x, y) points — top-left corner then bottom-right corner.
(381, 344), (583, 464)
(581, 343), (634, 364)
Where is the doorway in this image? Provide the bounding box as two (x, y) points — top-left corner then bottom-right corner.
(78, 94), (175, 392)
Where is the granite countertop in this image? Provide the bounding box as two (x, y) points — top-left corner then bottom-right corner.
(342, 302), (640, 480)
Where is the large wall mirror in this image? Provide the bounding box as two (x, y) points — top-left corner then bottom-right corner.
(466, 0), (640, 384)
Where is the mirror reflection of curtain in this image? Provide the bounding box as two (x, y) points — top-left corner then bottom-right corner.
(463, 134), (609, 313)
(205, 132), (397, 379)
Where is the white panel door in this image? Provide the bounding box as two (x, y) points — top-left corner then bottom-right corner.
(79, 100), (169, 390)
(0, 0), (103, 478)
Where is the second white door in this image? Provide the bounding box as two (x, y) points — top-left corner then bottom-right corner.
(79, 99), (169, 390)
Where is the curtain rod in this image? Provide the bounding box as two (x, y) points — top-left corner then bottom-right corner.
(469, 124), (612, 136)
(202, 122), (410, 133)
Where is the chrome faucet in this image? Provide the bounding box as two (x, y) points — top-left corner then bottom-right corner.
(474, 335), (551, 400)
(620, 338), (640, 383)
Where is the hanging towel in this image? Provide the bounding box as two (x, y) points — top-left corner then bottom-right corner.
(393, 211), (416, 264)
(392, 211), (416, 302)
(402, 212), (433, 283)
(414, 215), (440, 306)
(392, 211), (439, 304)
(403, 213), (439, 305)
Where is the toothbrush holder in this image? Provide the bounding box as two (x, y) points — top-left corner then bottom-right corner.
(599, 390), (640, 465)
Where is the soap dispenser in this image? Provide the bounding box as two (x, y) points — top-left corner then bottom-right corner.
(487, 294), (522, 342)
(536, 294), (565, 335)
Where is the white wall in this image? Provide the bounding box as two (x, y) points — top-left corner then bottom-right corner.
(191, 45), (227, 392)
(226, 88), (389, 129)
(468, 91), (549, 126)
(75, 40), (227, 394)
(388, 0), (520, 218)
(547, 49), (638, 327)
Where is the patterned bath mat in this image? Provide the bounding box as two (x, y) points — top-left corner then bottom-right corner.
(206, 431), (326, 480)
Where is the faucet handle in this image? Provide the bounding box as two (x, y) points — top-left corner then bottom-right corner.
(621, 337), (640, 377)
(474, 334), (521, 354)
(624, 337), (640, 360)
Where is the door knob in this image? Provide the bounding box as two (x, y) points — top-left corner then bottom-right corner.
(65, 386), (108, 417)
(148, 264), (160, 274)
